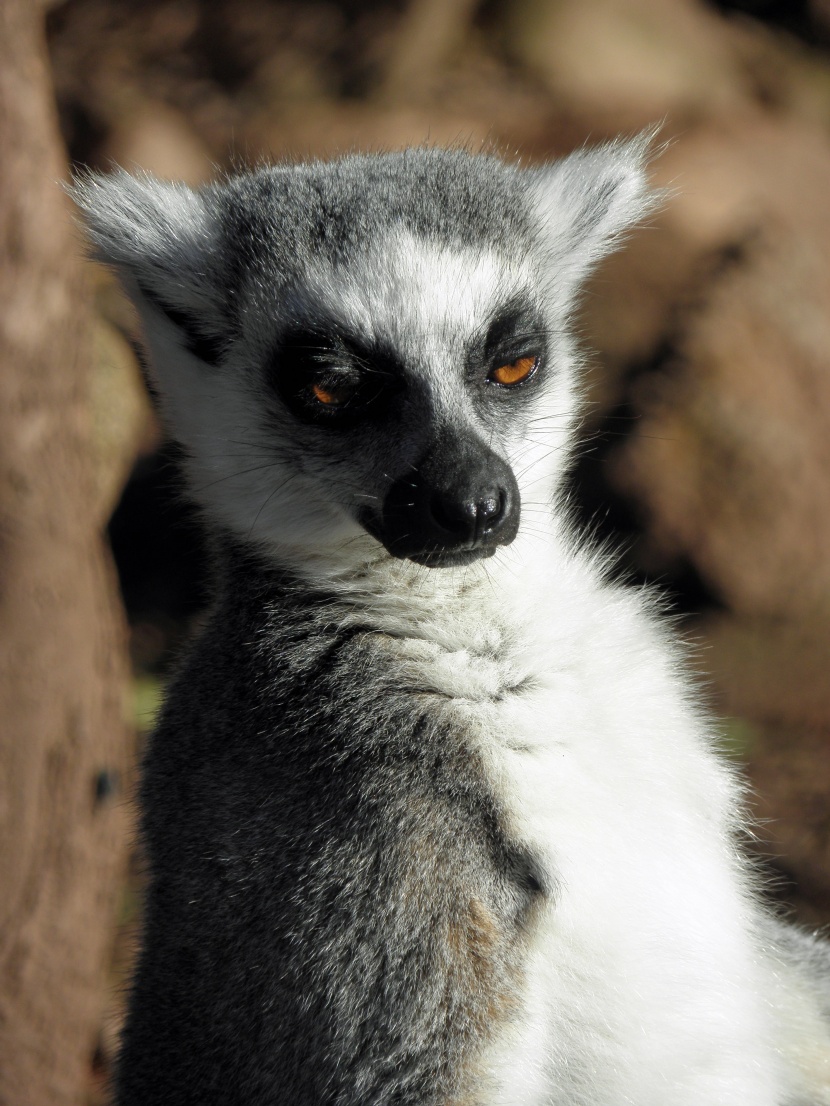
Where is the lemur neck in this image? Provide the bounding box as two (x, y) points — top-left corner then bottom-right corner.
(216, 515), (574, 652)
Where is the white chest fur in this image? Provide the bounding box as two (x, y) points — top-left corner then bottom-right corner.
(476, 679), (780, 1106)
(361, 546), (790, 1106)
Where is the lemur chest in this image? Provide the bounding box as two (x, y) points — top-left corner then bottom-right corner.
(412, 635), (741, 991)
(406, 648), (755, 1106)
(416, 641), (671, 885)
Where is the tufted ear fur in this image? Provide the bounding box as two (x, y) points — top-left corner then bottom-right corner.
(530, 130), (661, 302)
(70, 170), (229, 366)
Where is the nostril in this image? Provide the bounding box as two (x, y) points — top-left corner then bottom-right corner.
(430, 489), (508, 543)
(431, 493), (477, 539)
(477, 492), (504, 529)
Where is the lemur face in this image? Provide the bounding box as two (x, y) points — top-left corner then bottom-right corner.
(259, 235), (558, 568)
(73, 143), (653, 570)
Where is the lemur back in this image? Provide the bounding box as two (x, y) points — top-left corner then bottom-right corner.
(75, 143), (830, 1105)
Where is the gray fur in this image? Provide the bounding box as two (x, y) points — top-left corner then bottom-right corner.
(123, 547), (537, 1103)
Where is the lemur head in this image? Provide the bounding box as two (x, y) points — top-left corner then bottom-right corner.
(74, 141), (654, 573)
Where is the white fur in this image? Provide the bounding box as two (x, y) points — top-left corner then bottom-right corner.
(530, 130), (663, 304)
(315, 520), (829, 1104)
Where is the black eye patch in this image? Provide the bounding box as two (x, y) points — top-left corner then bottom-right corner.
(465, 297), (549, 412)
(268, 325), (405, 427)
(479, 297), (549, 367)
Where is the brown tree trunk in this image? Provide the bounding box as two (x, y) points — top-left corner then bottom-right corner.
(0, 2), (133, 1103)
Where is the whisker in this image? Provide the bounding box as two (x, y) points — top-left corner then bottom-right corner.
(191, 461), (286, 495)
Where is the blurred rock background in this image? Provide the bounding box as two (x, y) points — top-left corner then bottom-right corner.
(5, 0), (830, 1100)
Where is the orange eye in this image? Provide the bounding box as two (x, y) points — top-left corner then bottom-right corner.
(311, 381), (355, 406)
(489, 356), (538, 387)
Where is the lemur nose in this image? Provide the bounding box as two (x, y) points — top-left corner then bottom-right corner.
(431, 489), (507, 543)
(363, 440), (520, 563)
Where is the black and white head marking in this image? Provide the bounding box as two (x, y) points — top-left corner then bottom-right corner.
(72, 140), (656, 575)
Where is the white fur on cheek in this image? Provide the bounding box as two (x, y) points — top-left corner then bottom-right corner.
(138, 306), (364, 556)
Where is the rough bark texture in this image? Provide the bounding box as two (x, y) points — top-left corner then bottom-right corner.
(0, 2), (133, 1103)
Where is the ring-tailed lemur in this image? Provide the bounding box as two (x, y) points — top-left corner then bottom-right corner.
(75, 140), (830, 1105)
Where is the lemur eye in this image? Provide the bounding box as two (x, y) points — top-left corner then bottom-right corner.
(489, 356), (539, 388)
(311, 380), (358, 407)
(274, 327), (404, 426)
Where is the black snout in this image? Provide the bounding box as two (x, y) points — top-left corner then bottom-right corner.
(361, 438), (520, 566)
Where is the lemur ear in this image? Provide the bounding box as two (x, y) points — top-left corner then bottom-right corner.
(70, 170), (228, 366)
(530, 130), (661, 300)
